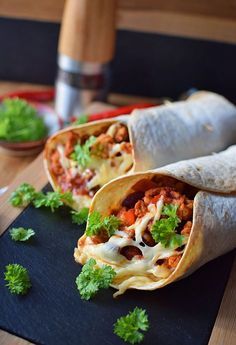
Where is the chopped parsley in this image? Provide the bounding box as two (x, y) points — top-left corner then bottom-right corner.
(9, 183), (36, 207)
(4, 264), (31, 295)
(151, 204), (184, 248)
(71, 207), (89, 225)
(114, 307), (149, 344)
(76, 258), (116, 300)
(0, 98), (47, 142)
(86, 211), (120, 237)
(70, 136), (96, 168)
(10, 227), (35, 242)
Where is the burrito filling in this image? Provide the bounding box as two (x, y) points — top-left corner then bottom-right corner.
(48, 123), (133, 208)
(76, 177), (197, 296)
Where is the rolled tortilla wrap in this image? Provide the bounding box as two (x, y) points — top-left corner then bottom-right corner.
(75, 146), (236, 296)
(44, 91), (236, 209)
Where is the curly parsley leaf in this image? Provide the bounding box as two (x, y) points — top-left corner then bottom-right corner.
(72, 114), (88, 125)
(151, 203), (184, 248)
(86, 211), (120, 237)
(33, 191), (73, 212)
(10, 183), (72, 212)
(76, 258), (116, 300)
(0, 98), (47, 142)
(162, 204), (179, 218)
(9, 183), (36, 207)
(10, 227), (35, 242)
(70, 136), (96, 168)
(85, 211), (102, 236)
(103, 215), (121, 237)
(71, 208), (89, 225)
(114, 307), (149, 344)
(4, 264), (31, 295)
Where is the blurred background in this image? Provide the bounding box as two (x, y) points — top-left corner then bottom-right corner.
(0, 0), (235, 103)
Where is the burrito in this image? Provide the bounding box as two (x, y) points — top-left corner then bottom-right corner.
(44, 92), (236, 210)
(75, 146), (236, 296)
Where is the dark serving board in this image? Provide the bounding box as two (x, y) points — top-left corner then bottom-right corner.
(0, 185), (235, 345)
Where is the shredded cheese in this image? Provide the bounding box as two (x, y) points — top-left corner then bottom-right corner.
(79, 198), (187, 295)
(54, 123), (133, 209)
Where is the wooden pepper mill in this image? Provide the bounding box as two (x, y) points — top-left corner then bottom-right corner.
(55, 0), (117, 123)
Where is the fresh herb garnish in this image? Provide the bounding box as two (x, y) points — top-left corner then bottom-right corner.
(10, 227), (35, 242)
(71, 208), (89, 225)
(4, 264), (31, 295)
(10, 183), (73, 212)
(33, 191), (73, 212)
(151, 204), (184, 248)
(70, 136), (96, 168)
(86, 211), (120, 237)
(72, 114), (88, 125)
(9, 183), (36, 207)
(114, 307), (149, 344)
(76, 258), (116, 300)
(0, 98), (47, 142)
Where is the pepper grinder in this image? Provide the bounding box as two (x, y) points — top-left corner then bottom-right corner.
(55, 0), (117, 123)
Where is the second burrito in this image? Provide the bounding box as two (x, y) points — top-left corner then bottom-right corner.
(44, 92), (236, 210)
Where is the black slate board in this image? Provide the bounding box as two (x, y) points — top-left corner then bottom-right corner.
(0, 185), (235, 345)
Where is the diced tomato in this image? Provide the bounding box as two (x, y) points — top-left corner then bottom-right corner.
(118, 208), (136, 226)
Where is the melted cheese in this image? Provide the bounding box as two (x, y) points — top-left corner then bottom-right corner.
(55, 126), (133, 210)
(87, 153), (133, 189)
(78, 199), (188, 296)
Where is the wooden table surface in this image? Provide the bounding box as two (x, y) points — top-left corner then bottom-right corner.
(0, 81), (235, 345)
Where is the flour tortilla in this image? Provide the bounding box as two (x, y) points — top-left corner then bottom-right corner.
(75, 146), (236, 291)
(44, 91), (236, 207)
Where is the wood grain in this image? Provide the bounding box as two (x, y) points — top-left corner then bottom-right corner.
(1, 0), (236, 21)
(59, 0), (117, 63)
(0, 0), (236, 44)
(0, 0), (65, 22)
(117, 9), (236, 44)
(0, 330), (33, 345)
(0, 82), (52, 95)
(208, 258), (236, 345)
(0, 152), (47, 235)
(119, 0), (236, 20)
(0, 151), (36, 187)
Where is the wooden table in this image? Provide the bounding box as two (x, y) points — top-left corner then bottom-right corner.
(0, 82), (235, 345)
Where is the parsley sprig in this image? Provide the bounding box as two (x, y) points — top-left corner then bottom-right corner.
(86, 211), (120, 237)
(9, 183), (36, 207)
(33, 191), (73, 212)
(114, 307), (149, 344)
(4, 264), (31, 295)
(10, 227), (35, 242)
(76, 258), (116, 300)
(71, 208), (89, 225)
(70, 136), (96, 168)
(151, 204), (184, 248)
(10, 183), (73, 212)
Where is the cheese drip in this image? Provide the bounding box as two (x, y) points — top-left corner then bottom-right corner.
(78, 197), (188, 296)
(55, 123), (133, 209)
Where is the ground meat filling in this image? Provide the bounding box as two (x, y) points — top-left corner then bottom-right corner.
(91, 178), (195, 271)
(48, 123), (133, 198)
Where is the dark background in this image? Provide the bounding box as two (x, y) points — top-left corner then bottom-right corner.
(0, 17), (236, 102)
